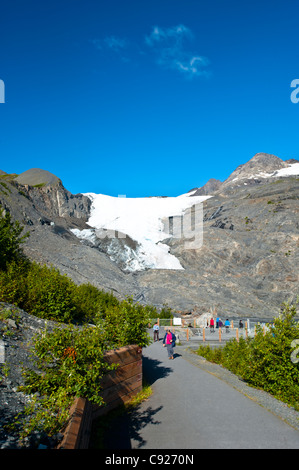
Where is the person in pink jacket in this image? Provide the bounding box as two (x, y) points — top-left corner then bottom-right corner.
(163, 329), (176, 360)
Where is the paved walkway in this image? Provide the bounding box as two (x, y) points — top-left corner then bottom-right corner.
(103, 340), (299, 449)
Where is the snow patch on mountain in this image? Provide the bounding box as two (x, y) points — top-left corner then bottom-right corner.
(230, 162), (299, 183)
(273, 162), (299, 177)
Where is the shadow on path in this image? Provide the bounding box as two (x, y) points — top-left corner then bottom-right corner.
(102, 403), (163, 449)
(102, 356), (172, 449)
(142, 355), (173, 386)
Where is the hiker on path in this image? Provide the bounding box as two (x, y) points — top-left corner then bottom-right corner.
(163, 329), (176, 360)
(210, 318), (215, 332)
(153, 321), (160, 342)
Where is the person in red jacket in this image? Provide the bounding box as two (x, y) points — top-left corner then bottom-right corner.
(210, 317), (215, 333)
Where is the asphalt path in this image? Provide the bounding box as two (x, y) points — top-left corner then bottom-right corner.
(103, 339), (299, 450)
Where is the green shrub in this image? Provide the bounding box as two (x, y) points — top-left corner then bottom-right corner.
(241, 304), (299, 406)
(157, 303), (174, 319)
(0, 260), (29, 305)
(23, 263), (78, 322)
(102, 297), (151, 348)
(73, 283), (120, 323)
(196, 303), (299, 409)
(21, 324), (116, 402)
(220, 337), (252, 376)
(0, 258), (123, 323)
(18, 324), (118, 439)
(0, 261), (79, 323)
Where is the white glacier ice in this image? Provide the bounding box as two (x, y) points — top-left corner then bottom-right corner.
(71, 191), (210, 271)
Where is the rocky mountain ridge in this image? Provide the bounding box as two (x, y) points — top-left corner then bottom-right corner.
(0, 153), (298, 318)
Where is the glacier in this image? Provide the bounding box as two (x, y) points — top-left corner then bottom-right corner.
(71, 191), (210, 271)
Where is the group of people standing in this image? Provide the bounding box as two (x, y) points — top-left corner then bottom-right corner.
(152, 316), (244, 360)
(210, 317), (243, 332)
(209, 317), (230, 332)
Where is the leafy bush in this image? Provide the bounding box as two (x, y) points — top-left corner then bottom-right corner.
(0, 260), (29, 305)
(73, 283), (120, 322)
(241, 304), (299, 405)
(17, 306), (151, 440)
(157, 303), (174, 319)
(24, 263), (78, 322)
(196, 303), (299, 409)
(0, 261), (78, 322)
(102, 297), (151, 348)
(21, 324), (117, 403)
(18, 324), (118, 439)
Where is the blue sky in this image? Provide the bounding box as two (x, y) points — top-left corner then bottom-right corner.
(1, 0), (299, 197)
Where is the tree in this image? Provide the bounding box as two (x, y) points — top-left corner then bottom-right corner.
(0, 208), (29, 270)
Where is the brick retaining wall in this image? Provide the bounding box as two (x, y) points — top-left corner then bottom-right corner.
(58, 344), (142, 449)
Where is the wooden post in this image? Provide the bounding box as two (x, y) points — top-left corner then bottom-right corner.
(170, 318), (173, 327)
(157, 318), (160, 326)
(236, 328), (239, 343)
(186, 328), (189, 342)
(231, 320), (234, 328)
(203, 327), (205, 342)
(194, 319), (196, 328)
(219, 327), (222, 343)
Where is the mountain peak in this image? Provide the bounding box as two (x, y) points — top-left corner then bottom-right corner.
(15, 168), (61, 187)
(223, 153), (289, 185)
(190, 152), (299, 196)
(189, 178), (223, 196)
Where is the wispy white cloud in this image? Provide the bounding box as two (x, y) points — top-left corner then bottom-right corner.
(104, 35), (128, 52)
(90, 38), (103, 50)
(91, 35), (129, 52)
(145, 24), (210, 78)
(91, 35), (131, 63)
(91, 25), (210, 79)
(145, 24), (193, 46)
